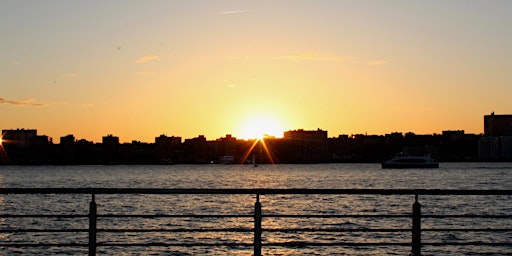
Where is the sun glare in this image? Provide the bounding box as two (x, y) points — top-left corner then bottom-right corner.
(238, 115), (284, 140)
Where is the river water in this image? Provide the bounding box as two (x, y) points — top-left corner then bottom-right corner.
(0, 163), (511, 255)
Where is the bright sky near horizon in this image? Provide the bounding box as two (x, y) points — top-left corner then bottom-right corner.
(1, 0), (511, 142)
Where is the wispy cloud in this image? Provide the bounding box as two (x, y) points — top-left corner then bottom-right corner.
(367, 60), (389, 66)
(10, 60), (23, 65)
(274, 52), (343, 62)
(135, 55), (160, 64)
(220, 10), (247, 14)
(63, 73), (78, 77)
(0, 97), (48, 107)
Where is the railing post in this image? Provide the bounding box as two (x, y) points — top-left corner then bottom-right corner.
(254, 194), (262, 256)
(411, 194), (421, 256)
(89, 194), (97, 256)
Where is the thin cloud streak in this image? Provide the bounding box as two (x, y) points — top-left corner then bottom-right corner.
(220, 10), (248, 14)
(135, 55), (160, 64)
(0, 97), (48, 107)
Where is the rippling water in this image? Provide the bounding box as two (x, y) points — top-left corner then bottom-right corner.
(0, 163), (511, 255)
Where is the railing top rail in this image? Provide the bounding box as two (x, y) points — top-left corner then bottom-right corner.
(0, 188), (511, 195)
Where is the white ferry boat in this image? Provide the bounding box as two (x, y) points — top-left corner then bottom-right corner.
(382, 153), (439, 169)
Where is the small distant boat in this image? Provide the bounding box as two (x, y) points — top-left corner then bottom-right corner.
(220, 156), (235, 164)
(382, 153), (439, 169)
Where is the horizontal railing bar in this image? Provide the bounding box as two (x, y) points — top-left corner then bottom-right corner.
(1, 188), (511, 195)
(264, 242), (412, 246)
(99, 214), (409, 218)
(265, 228), (512, 233)
(0, 214), (88, 218)
(264, 228), (410, 232)
(0, 242), (255, 249)
(422, 242), (512, 246)
(422, 214), (512, 218)
(98, 228), (252, 233)
(266, 242), (512, 247)
(98, 228), (409, 233)
(100, 242), (412, 247)
(422, 228), (512, 232)
(98, 214), (252, 218)
(0, 243), (88, 247)
(97, 242), (254, 247)
(0, 229), (87, 233)
(264, 214), (411, 218)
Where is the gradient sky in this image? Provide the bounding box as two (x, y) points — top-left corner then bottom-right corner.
(2, 0), (511, 142)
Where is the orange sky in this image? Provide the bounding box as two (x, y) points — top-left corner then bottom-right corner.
(2, 1), (511, 142)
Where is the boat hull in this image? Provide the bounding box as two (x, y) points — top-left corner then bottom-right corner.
(381, 162), (439, 169)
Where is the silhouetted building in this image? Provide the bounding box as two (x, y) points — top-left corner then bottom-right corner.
(120, 141), (153, 164)
(215, 134), (239, 163)
(154, 134), (181, 164)
(480, 113), (512, 160)
(102, 134), (120, 164)
(56, 134), (76, 164)
(2, 129), (38, 148)
(75, 139), (100, 164)
(440, 130), (480, 161)
(183, 135), (212, 163)
(1, 129), (52, 164)
(402, 133), (440, 157)
(484, 113), (512, 136)
(282, 129), (329, 163)
(60, 134), (75, 145)
(102, 134), (119, 145)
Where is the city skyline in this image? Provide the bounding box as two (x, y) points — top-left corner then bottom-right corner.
(2, 1), (511, 143)
(1, 125), (482, 144)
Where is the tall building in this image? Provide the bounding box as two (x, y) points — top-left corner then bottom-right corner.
(102, 134), (120, 164)
(1, 129), (51, 164)
(484, 113), (512, 136)
(154, 134), (182, 164)
(282, 129), (329, 163)
(60, 134), (75, 145)
(480, 113), (512, 160)
(102, 134), (120, 145)
(2, 129), (38, 148)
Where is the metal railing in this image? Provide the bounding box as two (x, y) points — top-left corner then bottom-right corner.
(0, 188), (511, 255)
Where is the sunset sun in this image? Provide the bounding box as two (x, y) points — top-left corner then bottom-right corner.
(237, 115), (285, 140)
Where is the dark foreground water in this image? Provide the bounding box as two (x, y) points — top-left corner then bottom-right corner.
(0, 163), (511, 255)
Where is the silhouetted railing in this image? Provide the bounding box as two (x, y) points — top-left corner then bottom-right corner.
(0, 188), (511, 255)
